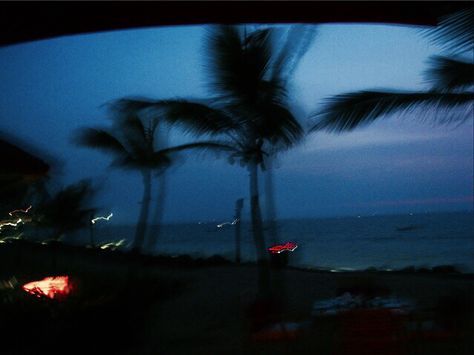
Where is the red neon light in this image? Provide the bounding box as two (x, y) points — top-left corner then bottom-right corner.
(22, 276), (71, 299)
(268, 242), (298, 254)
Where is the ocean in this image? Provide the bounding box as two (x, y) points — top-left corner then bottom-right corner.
(74, 211), (474, 272)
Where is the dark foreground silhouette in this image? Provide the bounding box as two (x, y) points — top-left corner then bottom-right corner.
(0, 241), (473, 355)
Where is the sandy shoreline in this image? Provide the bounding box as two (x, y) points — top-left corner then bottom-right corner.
(1, 242), (473, 354)
(137, 264), (472, 354)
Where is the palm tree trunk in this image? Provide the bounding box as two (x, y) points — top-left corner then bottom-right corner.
(264, 157), (288, 312)
(132, 169), (152, 254)
(145, 172), (167, 253)
(89, 212), (95, 247)
(234, 198), (244, 263)
(249, 161), (271, 299)
(264, 156), (279, 246)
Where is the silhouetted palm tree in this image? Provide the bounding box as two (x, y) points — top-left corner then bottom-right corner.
(75, 112), (232, 254)
(35, 180), (95, 241)
(310, 8), (473, 133)
(144, 124), (169, 252)
(117, 25), (306, 298)
(33, 179), (95, 269)
(263, 25), (316, 245)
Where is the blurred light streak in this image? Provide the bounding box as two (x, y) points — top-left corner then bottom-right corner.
(268, 242), (298, 254)
(0, 218), (24, 230)
(1, 205), (32, 232)
(0, 233), (23, 244)
(217, 218), (239, 228)
(8, 205), (32, 216)
(0, 277), (18, 290)
(91, 213), (113, 225)
(99, 239), (126, 250)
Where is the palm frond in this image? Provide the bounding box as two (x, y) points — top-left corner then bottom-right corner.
(115, 97), (238, 136)
(425, 56), (474, 91)
(272, 25), (317, 83)
(38, 180), (95, 232)
(114, 98), (164, 137)
(206, 25), (245, 99)
(272, 27), (299, 80)
(256, 102), (304, 148)
(116, 113), (150, 155)
(110, 155), (140, 170)
(157, 141), (237, 156)
(159, 100), (238, 135)
(245, 27), (273, 80)
(426, 7), (474, 54)
(111, 98), (157, 115)
(116, 113), (146, 137)
(206, 25), (273, 103)
(110, 154), (167, 171)
(73, 128), (128, 156)
(311, 90), (474, 132)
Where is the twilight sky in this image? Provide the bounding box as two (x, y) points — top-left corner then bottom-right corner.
(0, 23), (472, 224)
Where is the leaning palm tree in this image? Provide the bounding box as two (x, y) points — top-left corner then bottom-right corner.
(74, 111), (232, 254)
(263, 25), (316, 245)
(116, 25), (305, 298)
(310, 7), (473, 133)
(144, 124), (169, 252)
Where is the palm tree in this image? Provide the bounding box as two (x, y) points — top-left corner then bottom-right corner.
(116, 25), (306, 298)
(74, 111), (232, 255)
(35, 180), (95, 240)
(309, 7), (473, 133)
(263, 25), (316, 246)
(34, 179), (96, 269)
(144, 124), (169, 252)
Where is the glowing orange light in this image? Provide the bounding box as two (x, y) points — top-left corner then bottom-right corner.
(22, 276), (71, 299)
(268, 242), (298, 254)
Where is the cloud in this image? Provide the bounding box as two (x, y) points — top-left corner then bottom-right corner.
(350, 195), (474, 207)
(301, 128), (447, 153)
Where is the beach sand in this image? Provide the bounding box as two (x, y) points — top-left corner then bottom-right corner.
(138, 265), (473, 355)
(1, 243), (473, 354)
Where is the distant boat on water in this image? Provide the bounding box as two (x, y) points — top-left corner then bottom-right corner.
(395, 225), (422, 232)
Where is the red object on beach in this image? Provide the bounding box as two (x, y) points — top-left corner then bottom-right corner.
(251, 323), (300, 342)
(338, 309), (407, 355)
(268, 242), (298, 254)
(22, 276), (71, 299)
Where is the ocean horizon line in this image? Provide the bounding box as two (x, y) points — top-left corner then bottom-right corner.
(99, 209), (473, 227)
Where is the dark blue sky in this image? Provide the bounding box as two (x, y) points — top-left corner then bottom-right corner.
(0, 24), (472, 223)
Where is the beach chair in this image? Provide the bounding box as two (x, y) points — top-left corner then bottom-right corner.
(337, 308), (407, 355)
(246, 298), (302, 342)
(250, 322), (301, 342)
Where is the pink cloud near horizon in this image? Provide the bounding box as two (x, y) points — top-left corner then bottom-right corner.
(351, 195), (474, 207)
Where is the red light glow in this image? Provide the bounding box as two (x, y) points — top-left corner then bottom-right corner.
(268, 242), (298, 254)
(22, 276), (71, 299)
